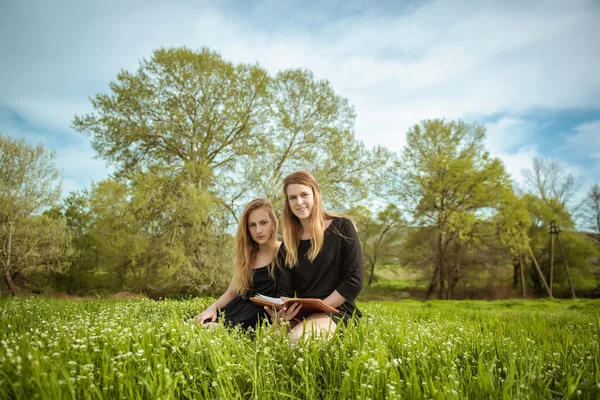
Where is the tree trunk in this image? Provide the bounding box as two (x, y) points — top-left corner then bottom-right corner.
(3, 270), (18, 296)
(439, 268), (447, 300)
(448, 262), (460, 300)
(519, 255), (526, 299)
(428, 231), (445, 300)
(368, 261), (376, 286)
(512, 258), (519, 289)
(438, 232), (447, 300)
(426, 265), (439, 300)
(3, 222), (17, 296)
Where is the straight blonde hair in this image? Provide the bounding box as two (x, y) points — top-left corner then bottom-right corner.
(231, 198), (279, 295)
(282, 171), (338, 267)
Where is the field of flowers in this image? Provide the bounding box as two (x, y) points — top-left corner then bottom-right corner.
(0, 298), (598, 399)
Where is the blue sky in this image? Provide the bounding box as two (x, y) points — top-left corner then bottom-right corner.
(1, 0), (599, 200)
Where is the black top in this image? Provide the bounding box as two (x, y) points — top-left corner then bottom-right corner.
(277, 217), (364, 321)
(218, 265), (278, 330)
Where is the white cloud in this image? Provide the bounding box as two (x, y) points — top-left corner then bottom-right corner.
(560, 120), (600, 194)
(563, 120), (600, 158)
(6, 97), (91, 134)
(1, 0), (599, 193)
(493, 145), (539, 187)
(53, 145), (112, 188)
(485, 117), (539, 154)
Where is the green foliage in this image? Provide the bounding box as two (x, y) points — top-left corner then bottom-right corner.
(61, 176), (233, 297)
(67, 47), (387, 296)
(582, 182), (600, 234)
(523, 194), (598, 295)
(5, 214), (76, 291)
(223, 68), (393, 217)
(0, 134), (62, 222)
(396, 119), (514, 299)
(0, 134), (71, 295)
(348, 204), (404, 285)
(73, 47), (270, 185)
(493, 188), (531, 256)
(518, 157), (599, 296)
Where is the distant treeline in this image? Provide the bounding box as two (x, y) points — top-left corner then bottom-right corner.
(1, 47), (599, 299)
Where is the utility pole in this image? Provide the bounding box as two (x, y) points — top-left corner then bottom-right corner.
(549, 221), (555, 295)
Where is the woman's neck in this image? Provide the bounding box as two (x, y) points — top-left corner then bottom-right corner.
(257, 241), (279, 255)
(300, 217), (312, 237)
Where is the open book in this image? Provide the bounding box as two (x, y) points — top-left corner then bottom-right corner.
(250, 294), (339, 315)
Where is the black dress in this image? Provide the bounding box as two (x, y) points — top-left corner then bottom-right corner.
(218, 265), (277, 330)
(277, 217), (364, 324)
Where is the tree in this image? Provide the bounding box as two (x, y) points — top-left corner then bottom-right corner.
(493, 189), (532, 297)
(71, 46), (392, 295)
(71, 47), (271, 295)
(521, 157), (583, 213)
(62, 176), (233, 297)
(0, 133), (63, 295)
(396, 119), (513, 299)
(520, 193), (597, 296)
(2, 214), (76, 294)
(73, 47), (271, 189)
(348, 204), (404, 285)
(582, 182), (600, 235)
(220, 68), (393, 219)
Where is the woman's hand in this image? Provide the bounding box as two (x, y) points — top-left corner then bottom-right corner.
(264, 299), (302, 324)
(196, 306), (217, 323)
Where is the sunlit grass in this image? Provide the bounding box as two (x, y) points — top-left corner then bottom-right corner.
(0, 298), (598, 399)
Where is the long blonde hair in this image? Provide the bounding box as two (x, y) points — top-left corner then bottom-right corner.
(231, 198), (279, 295)
(282, 171), (338, 267)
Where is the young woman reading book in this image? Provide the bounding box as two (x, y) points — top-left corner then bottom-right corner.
(195, 198), (282, 330)
(266, 171), (364, 343)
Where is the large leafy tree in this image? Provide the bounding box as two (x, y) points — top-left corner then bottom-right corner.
(221, 68), (392, 219)
(73, 47), (271, 187)
(396, 119), (513, 299)
(0, 134), (70, 295)
(70, 47), (391, 295)
(71, 47), (272, 294)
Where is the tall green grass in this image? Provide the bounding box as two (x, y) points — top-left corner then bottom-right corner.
(0, 298), (598, 399)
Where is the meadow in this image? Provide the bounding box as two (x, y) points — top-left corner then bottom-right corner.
(0, 298), (598, 399)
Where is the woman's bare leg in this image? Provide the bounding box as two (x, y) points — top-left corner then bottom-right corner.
(289, 313), (336, 345)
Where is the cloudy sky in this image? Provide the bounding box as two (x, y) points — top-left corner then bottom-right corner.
(1, 0), (599, 199)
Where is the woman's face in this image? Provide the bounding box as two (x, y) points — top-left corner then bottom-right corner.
(247, 207), (273, 245)
(286, 183), (314, 220)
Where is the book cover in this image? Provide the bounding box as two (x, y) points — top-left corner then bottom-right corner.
(250, 294), (339, 315)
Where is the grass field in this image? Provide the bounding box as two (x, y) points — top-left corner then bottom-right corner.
(1, 298), (599, 399)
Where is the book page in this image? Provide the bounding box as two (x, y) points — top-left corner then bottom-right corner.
(255, 294), (284, 305)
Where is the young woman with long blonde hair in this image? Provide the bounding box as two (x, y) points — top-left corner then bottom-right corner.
(270, 171), (364, 343)
(196, 198), (281, 330)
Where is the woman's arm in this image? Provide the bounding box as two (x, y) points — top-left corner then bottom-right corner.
(323, 290), (347, 308)
(196, 282), (237, 323)
(331, 218), (364, 304)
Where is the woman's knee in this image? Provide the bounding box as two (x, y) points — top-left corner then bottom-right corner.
(291, 314), (336, 341)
